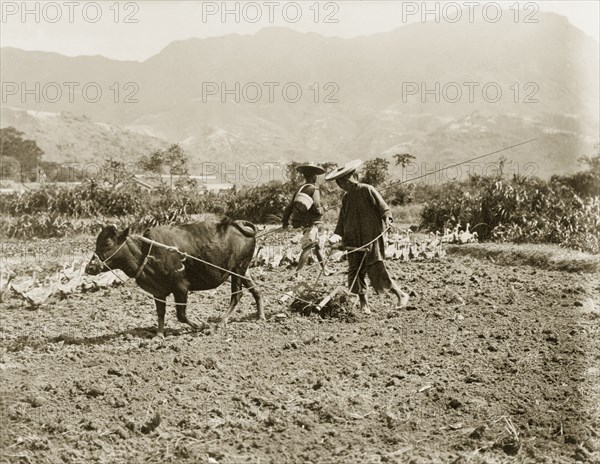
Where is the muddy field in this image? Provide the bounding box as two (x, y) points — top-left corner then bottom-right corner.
(1, 233), (599, 464)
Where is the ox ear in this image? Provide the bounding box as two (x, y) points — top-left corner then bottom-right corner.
(120, 226), (130, 238)
(102, 224), (118, 237)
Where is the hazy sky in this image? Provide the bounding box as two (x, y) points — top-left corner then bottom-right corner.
(1, 1), (598, 61)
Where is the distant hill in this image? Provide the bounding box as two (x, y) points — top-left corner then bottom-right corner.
(0, 107), (168, 165)
(1, 11), (598, 178)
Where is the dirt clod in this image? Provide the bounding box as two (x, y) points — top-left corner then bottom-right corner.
(85, 386), (106, 398)
(107, 367), (125, 376)
(448, 399), (462, 409)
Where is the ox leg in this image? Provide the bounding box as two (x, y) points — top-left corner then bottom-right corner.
(242, 271), (265, 321)
(174, 290), (203, 331)
(154, 297), (167, 338)
(220, 276), (243, 329)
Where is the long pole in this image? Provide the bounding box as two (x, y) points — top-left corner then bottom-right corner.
(323, 137), (538, 212)
(256, 226), (284, 239)
(380, 137), (538, 192)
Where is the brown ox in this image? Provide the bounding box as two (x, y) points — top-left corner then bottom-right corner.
(85, 219), (264, 337)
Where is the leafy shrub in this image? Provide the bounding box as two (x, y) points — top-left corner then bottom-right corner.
(551, 171), (600, 198)
(361, 158), (390, 187)
(4, 213), (90, 239)
(420, 169), (600, 254)
(133, 202), (192, 230)
(386, 183), (416, 206)
(1, 182), (143, 218)
(223, 182), (291, 223)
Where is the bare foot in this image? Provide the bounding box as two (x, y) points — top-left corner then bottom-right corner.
(362, 306), (372, 315)
(186, 320), (201, 330)
(396, 293), (410, 309)
(218, 318), (229, 332)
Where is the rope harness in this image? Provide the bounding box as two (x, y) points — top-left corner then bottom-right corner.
(93, 238), (129, 268)
(311, 225), (391, 288)
(133, 241), (154, 280)
(92, 237), (186, 306)
(90, 226), (391, 309)
(91, 234), (317, 306)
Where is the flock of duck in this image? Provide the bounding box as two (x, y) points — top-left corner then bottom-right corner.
(252, 223), (478, 269)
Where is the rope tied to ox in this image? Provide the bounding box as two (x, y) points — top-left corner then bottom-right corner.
(92, 234), (318, 307)
(91, 224), (392, 309)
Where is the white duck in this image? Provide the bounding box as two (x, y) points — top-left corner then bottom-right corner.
(441, 228), (453, 243)
(57, 266), (85, 296)
(0, 269), (16, 303)
(426, 231), (441, 250)
(15, 285), (54, 308)
(10, 267), (41, 294)
(459, 223), (473, 244)
(452, 223), (462, 243)
(271, 246), (284, 268)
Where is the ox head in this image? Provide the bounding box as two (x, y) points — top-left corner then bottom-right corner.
(85, 225), (130, 275)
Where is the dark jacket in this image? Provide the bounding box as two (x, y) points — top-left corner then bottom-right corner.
(334, 182), (391, 265)
(282, 184), (324, 228)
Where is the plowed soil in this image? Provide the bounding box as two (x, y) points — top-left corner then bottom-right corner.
(1, 234), (599, 464)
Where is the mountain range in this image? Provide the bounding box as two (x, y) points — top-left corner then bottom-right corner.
(1, 11), (598, 179)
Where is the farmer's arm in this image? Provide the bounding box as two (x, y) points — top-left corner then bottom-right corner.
(312, 187), (324, 215)
(368, 185), (392, 222)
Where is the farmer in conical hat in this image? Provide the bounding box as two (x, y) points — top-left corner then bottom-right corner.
(326, 159), (409, 313)
(282, 162), (332, 277)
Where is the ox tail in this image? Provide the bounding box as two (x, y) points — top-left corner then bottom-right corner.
(218, 217), (257, 238)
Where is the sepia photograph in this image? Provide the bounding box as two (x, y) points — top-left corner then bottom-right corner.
(1, 1), (599, 462)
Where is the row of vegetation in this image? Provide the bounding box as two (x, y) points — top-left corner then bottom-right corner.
(420, 156), (599, 253)
(1, 127), (598, 253)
